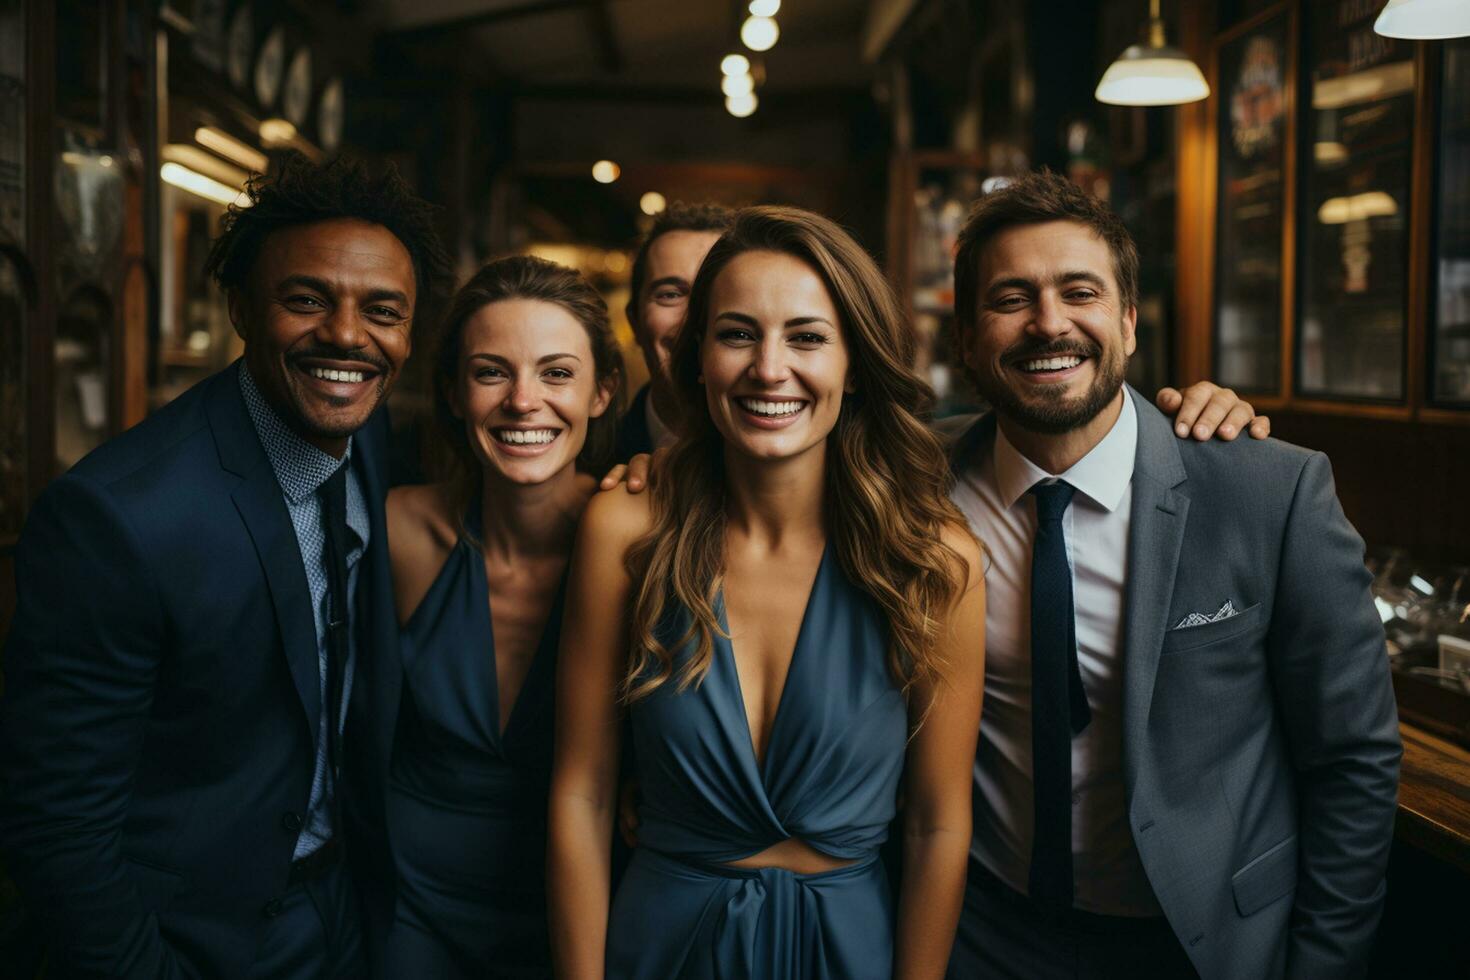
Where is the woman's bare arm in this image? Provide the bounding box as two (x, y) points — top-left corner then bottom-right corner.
(894, 525), (986, 980)
(547, 486), (649, 979)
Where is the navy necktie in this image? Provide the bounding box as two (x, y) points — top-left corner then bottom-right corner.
(1028, 479), (1092, 913)
(318, 462), (350, 791)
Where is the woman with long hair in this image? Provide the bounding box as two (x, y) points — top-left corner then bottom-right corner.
(382, 255), (621, 978)
(549, 206), (985, 978)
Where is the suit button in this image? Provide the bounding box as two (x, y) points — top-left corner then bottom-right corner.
(263, 898), (284, 918)
(282, 811), (303, 832)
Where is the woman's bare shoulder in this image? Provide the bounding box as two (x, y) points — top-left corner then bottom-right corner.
(576, 484), (655, 555)
(387, 483), (459, 551)
(939, 519), (985, 594)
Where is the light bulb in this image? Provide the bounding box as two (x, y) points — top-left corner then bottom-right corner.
(726, 93), (758, 118)
(741, 15), (779, 52)
(721, 53), (750, 76)
(591, 160), (620, 184)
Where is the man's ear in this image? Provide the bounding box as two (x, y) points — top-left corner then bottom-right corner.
(227, 290), (248, 341)
(1122, 304), (1138, 358)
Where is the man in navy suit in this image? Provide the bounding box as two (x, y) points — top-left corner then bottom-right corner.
(0, 154), (449, 979)
(942, 171), (1400, 979)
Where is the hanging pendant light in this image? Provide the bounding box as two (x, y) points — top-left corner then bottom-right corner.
(1096, 0), (1210, 106)
(1374, 0), (1470, 39)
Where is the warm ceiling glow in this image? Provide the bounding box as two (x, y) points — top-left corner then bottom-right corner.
(161, 162), (250, 207)
(592, 160), (620, 183)
(1095, 46), (1209, 106)
(748, 0), (780, 16)
(163, 144), (250, 189)
(1374, 0), (1470, 39)
(259, 118), (297, 146)
(194, 126), (268, 173)
(726, 93), (758, 118)
(721, 53), (751, 76)
(1317, 191), (1399, 224)
(640, 191), (667, 215)
(721, 73), (755, 98)
(741, 15), (779, 52)
(1314, 142), (1349, 164)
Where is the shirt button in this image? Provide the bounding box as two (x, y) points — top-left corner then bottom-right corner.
(281, 811), (304, 832)
(262, 898), (284, 918)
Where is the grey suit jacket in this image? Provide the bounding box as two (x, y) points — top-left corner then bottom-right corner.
(944, 387), (1401, 980)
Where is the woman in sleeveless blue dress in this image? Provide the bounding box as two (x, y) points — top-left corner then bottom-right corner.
(550, 207), (986, 979)
(381, 255), (622, 979)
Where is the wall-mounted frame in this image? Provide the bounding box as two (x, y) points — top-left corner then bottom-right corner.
(1212, 8), (1292, 395)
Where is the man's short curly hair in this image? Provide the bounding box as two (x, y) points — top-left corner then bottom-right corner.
(205, 152), (452, 314)
(626, 201), (734, 331)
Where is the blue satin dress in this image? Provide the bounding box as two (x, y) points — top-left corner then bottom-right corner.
(607, 545), (908, 979)
(384, 511), (564, 979)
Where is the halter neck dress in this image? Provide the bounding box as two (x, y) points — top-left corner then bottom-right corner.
(384, 506), (565, 979)
(606, 544), (908, 979)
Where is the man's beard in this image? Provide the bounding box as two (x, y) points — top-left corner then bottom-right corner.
(975, 337), (1128, 435)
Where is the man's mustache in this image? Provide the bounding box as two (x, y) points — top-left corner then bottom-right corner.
(1000, 339), (1101, 366)
(287, 348), (391, 373)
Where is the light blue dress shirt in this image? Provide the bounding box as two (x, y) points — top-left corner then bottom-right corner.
(239, 367), (369, 859)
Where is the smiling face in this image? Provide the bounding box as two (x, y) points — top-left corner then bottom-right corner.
(455, 297), (615, 487)
(700, 250), (851, 464)
(961, 219), (1136, 434)
(233, 217), (417, 456)
(635, 229), (722, 389)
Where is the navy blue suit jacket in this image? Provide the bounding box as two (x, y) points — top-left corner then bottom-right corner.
(0, 363), (402, 979)
(614, 383), (655, 463)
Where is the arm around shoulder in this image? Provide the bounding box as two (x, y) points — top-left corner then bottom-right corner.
(893, 522), (985, 980)
(547, 486), (651, 980)
(1267, 452), (1401, 978)
(0, 475), (192, 979)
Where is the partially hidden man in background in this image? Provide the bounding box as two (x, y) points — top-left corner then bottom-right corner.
(941, 170), (1402, 980)
(0, 154), (450, 979)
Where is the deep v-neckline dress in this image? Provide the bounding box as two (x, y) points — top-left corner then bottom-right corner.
(607, 544), (909, 979)
(384, 506), (566, 979)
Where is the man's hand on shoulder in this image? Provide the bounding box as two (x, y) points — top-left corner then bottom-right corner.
(1156, 382), (1271, 442)
(598, 450), (661, 494)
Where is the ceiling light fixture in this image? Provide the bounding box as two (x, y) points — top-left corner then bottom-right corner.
(195, 126), (268, 173)
(749, 0), (780, 16)
(592, 160), (620, 183)
(258, 117), (298, 146)
(1095, 0), (1209, 106)
(726, 93), (758, 118)
(161, 162), (250, 207)
(721, 53), (751, 76)
(1374, 0), (1470, 39)
(741, 15), (779, 52)
(640, 191), (667, 215)
(721, 73), (755, 98)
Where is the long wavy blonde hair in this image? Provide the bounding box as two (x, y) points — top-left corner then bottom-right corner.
(623, 206), (972, 709)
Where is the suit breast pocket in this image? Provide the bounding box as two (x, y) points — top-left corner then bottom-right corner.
(1160, 602), (1264, 655)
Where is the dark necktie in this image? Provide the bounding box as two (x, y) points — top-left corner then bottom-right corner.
(1028, 479), (1092, 913)
(318, 462), (351, 790)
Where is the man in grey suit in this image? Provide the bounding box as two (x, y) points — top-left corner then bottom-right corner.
(942, 171), (1401, 979)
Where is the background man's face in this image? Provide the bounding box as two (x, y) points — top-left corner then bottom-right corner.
(233, 217), (417, 453)
(634, 229), (721, 391)
(961, 219), (1136, 434)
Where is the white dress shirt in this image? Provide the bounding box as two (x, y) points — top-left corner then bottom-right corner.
(951, 392), (1163, 916)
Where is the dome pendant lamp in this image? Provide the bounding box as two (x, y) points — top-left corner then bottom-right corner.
(1096, 0), (1210, 107)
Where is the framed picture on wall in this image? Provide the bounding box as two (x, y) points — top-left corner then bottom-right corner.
(1213, 10), (1290, 395)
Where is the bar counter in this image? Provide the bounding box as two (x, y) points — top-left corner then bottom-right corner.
(1396, 722), (1470, 872)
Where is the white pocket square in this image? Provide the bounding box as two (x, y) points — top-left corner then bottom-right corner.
(1174, 600), (1238, 631)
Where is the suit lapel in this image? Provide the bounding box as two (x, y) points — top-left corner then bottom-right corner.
(209, 362), (322, 745)
(1119, 387), (1189, 802)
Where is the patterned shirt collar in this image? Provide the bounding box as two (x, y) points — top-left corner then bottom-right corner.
(238, 364), (354, 503)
